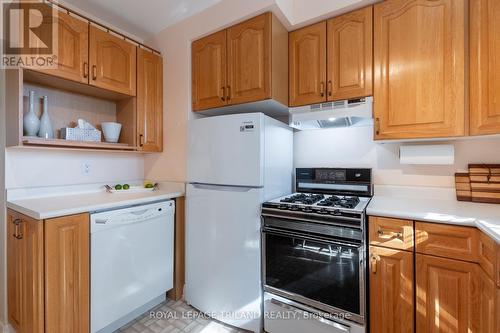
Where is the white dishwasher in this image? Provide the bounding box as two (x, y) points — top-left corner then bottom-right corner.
(90, 200), (174, 333)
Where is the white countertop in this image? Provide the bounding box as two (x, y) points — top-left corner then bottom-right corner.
(7, 182), (185, 220)
(367, 185), (500, 244)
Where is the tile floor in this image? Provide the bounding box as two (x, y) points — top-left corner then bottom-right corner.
(116, 299), (247, 333)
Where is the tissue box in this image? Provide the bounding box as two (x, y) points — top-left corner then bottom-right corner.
(61, 128), (102, 142)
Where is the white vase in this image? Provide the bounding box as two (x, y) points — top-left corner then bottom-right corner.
(38, 96), (54, 139)
(23, 91), (40, 136)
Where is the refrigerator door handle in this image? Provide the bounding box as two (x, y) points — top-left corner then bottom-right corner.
(190, 182), (261, 192)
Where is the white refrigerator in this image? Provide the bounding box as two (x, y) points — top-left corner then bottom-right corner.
(186, 113), (293, 332)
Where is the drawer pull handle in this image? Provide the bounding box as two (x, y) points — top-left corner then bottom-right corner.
(92, 65), (97, 80)
(378, 228), (403, 240)
(320, 81), (325, 97)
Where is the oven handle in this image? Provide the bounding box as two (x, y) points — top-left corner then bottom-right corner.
(269, 298), (350, 332)
(262, 209), (361, 223)
(262, 227), (362, 248)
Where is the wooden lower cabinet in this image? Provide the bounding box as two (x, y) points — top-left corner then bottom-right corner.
(369, 246), (414, 333)
(416, 254), (481, 332)
(7, 209), (89, 333)
(45, 214), (90, 333)
(7, 210), (44, 333)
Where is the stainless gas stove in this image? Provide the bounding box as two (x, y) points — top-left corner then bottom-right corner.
(261, 168), (372, 333)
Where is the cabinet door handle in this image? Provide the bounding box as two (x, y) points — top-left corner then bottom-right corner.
(220, 87), (226, 102)
(139, 134), (144, 147)
(83, 62), (89, 78)
(370, 254), (378, 274)
(378, 228), (403, 240)
(328, 80), (332, 96)
(320, 82), (325, 97)
(375, 118), (381, 135)
(92, 65), (97, 80)
(12, 219), (22, 240)
(227, 86), (231, 101)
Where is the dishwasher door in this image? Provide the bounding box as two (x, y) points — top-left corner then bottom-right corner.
(90, 200), (175, 333)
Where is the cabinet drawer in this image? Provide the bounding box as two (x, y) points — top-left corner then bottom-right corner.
(415, 222), (479, 262)
(369, 216), (414, 251)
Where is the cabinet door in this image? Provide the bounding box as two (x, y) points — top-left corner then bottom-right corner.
(369, 246), (414, 333)
(470, 0), (500, 135)
(35, 9), (89, 83)
(7, 210), (44, 333)
(137, 48), (163, 152)
(227, 13), (271, 105)
(289, 21), (327, 106)
(45, 214), (89, 333)
(373, 0), (466, 140)
(416, 254), (480, 332)
(327, 6), (372, 101)
(192, 30), (227, 111)
(479, 270), (496, 333)
(89, 25), (137, 96)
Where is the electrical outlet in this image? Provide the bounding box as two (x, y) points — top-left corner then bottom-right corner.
(82, 162), (91, 175)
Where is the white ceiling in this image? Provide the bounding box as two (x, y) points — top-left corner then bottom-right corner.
(61, 0), (222, 40)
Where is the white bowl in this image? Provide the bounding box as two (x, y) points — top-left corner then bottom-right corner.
(101, 122), (122, 143)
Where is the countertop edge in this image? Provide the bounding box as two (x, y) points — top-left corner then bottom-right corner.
(366, 207), (500, 244)
(7, 191), (185, 220)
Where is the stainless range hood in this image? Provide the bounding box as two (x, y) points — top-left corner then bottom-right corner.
(289, 96), (373, 130)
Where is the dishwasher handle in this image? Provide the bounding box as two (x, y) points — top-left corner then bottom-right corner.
(91, 201), (174, 232)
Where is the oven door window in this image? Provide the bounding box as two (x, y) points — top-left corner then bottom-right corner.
(264, 231), (361, 315)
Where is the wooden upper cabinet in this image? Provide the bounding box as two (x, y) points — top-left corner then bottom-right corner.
(89, 25), (137, 96)
(7, 209), (44, 333)
(192, 12), (287, 112)
(35, 9), (89, 84)
(45, 214), (89, 333)
(470, 0), (500, 135)
(192, 30), (227, 111)
(369, 246), (414, 333)
(416, 254), (481, 332)
(137, 48), (163, 152)
(227, 13), (271, 105)
(327, 6), (373, 101)
(289, 21), (327, 106)
(373, 0), (466, 140)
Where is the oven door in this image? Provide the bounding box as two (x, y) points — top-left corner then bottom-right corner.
(262, 224), (365, 324)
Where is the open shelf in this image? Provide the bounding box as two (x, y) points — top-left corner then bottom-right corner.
(22, 137), (136, 151)
(5, 69), (138, 152)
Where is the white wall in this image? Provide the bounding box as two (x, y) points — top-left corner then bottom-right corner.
(294, 126), (500, 188)
(5, 149), (144, 189)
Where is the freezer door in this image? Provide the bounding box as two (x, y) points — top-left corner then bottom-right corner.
(185, 183), (262, 333)
(188, 113), (264, 187)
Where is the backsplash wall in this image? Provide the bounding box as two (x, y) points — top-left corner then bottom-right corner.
(294, 125), (500, 188)
(5, 148), (144, 189)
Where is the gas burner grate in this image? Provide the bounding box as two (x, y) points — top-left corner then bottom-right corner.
(280, 193), (325, 205)
(317, 196), (360, 209)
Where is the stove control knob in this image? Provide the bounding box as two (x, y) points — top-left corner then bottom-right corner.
(331, 209), (342, 216)
(290, 205), (299, 211)
(302, 207), (313, 213)
(278, 204), (288, 210)
(318, 209), (328, 215)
